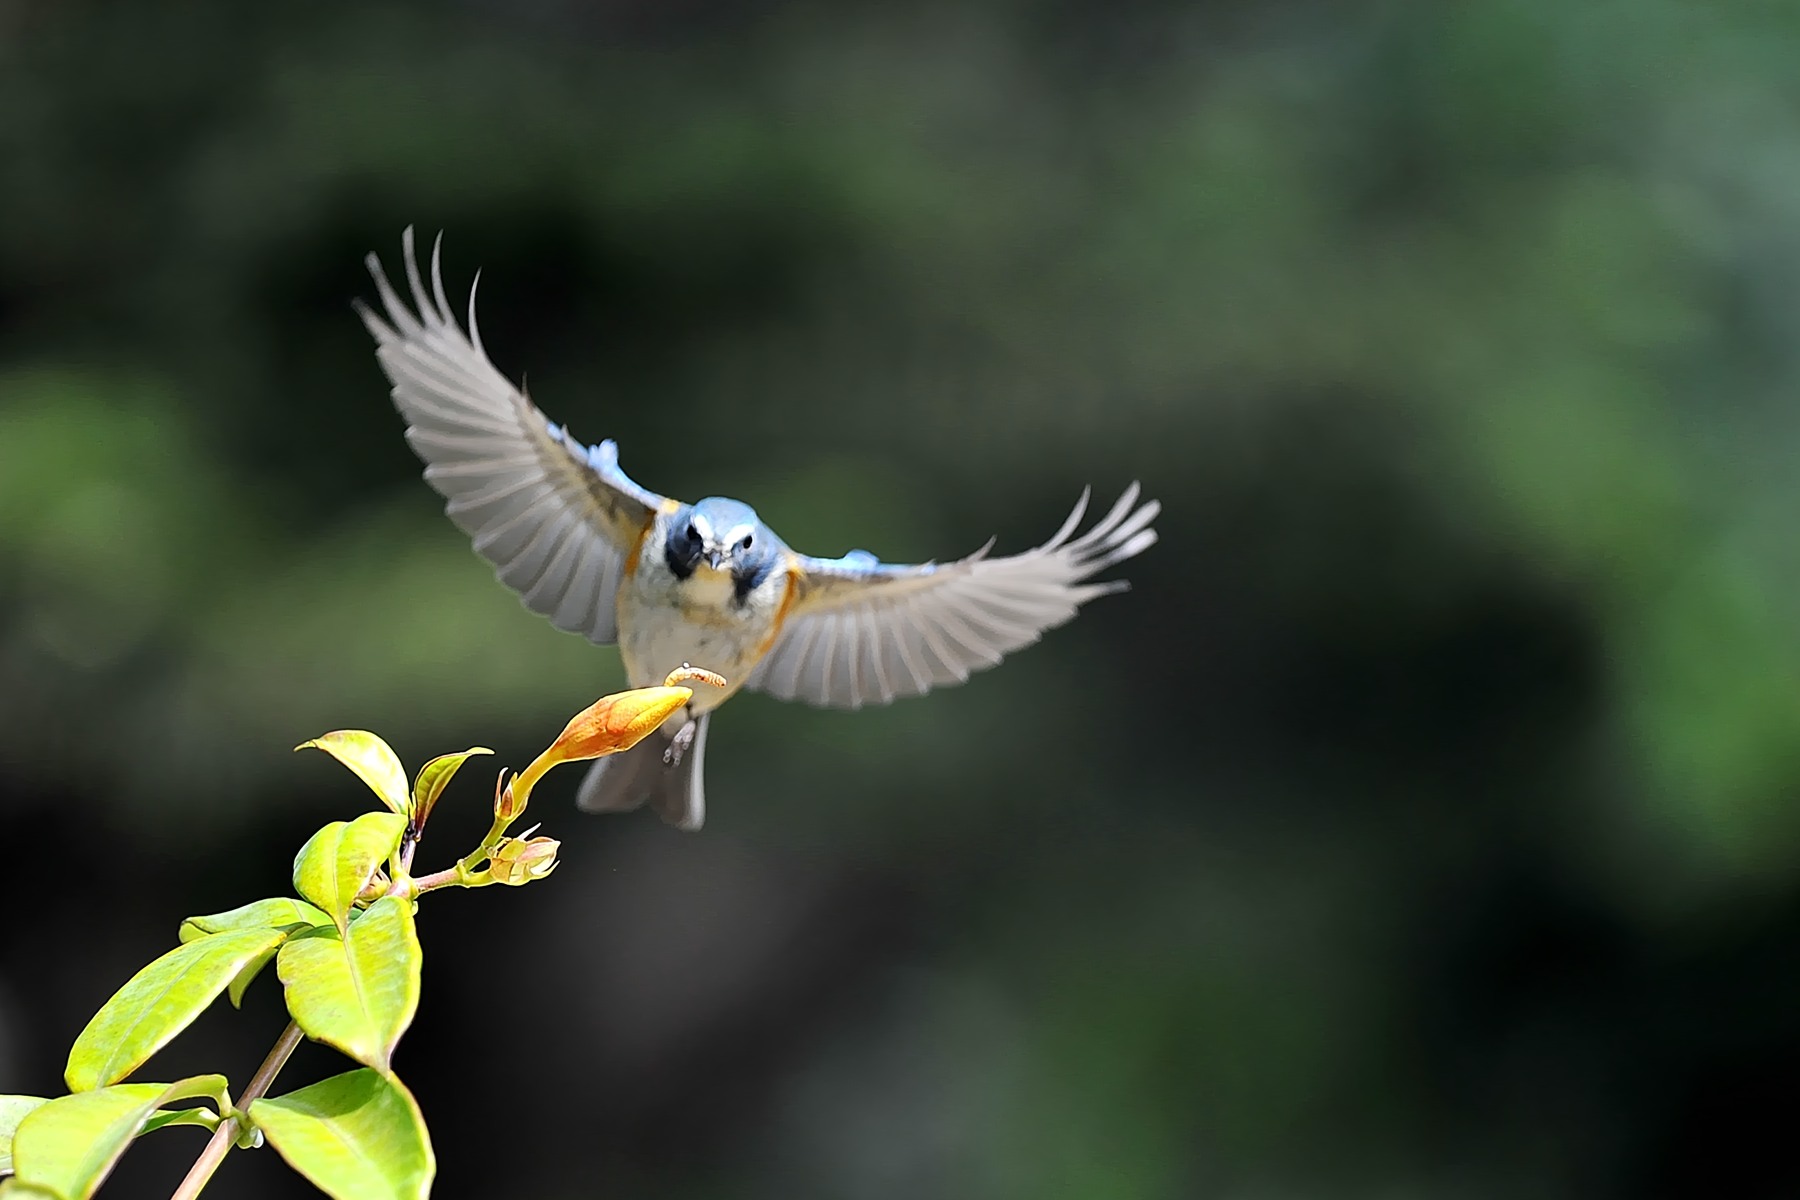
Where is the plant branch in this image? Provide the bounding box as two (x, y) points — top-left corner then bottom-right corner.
(395, 829), (420, 877)
(169, 1021), (304, 1200)
(410, 866), (461, 892)
(413, 862), (493, 892)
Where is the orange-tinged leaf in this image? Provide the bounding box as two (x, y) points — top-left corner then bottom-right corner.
(502, 673), (727, 811)
(410, 747), (492, 828)
(296, 732), (411, 817)
(551, 686), (693, 760)
(509, 686), (691, 802)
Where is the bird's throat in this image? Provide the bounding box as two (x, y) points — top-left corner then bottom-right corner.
(680, 563), (741, 614)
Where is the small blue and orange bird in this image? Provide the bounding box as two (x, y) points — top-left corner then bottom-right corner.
(358, 230), (1159, 830)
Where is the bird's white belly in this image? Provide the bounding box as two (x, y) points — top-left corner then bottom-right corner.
(616, 561), (781, 715)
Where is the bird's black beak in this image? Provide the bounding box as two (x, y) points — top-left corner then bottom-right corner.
(707, 549), (724, 570)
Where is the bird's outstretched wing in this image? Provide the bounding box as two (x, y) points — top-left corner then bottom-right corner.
(748, 485), (1160, 709)
(358, 228), (670, 646)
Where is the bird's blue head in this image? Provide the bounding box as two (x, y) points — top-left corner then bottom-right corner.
(664, 497), (777, 594)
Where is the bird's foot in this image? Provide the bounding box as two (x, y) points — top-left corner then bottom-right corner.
(663, 719), (698, 767)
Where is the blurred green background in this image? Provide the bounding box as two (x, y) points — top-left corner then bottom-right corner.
(4, 0), (1799, 1196)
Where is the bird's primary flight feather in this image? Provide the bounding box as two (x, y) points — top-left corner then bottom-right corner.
(359, 228), (1160, 829)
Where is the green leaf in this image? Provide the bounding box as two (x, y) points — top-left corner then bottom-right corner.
(292, 812), (407, 933)
(11, 1076), (224, 1200)
(0, 1179), (60, 1197)
(65, 930), (287, 1091)
(297, 731), (412, 816)
(178, 897), (330, 943)
(0, 1097), (50, 1175)
(277, 896), (421, 1071)
(410, 747), (492, 829)
(249, 1069), (433, 1200)
(175, 900), (329, 1009)
(139, 1107), (220, 1135)
(227, 944), (281, 1009)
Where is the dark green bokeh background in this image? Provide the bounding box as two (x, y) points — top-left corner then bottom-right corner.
(4, 1), (1799, 1196)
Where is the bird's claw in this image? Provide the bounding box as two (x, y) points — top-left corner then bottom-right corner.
(663, 719), (697, 767)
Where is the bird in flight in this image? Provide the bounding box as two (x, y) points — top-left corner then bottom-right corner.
(358, 229), (1159, 831)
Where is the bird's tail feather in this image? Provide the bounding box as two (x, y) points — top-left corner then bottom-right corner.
(574, 713), (709, 831)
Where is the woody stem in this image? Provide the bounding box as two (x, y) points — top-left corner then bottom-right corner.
(169, 1021), (304, 1200)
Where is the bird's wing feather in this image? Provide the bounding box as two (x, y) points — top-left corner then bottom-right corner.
(747, 485), (1160, 709)
(358, 228), (668, 645)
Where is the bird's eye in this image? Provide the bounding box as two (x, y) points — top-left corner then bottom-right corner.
(740, 534), (754, 550)
(686, 523), (699, 542)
